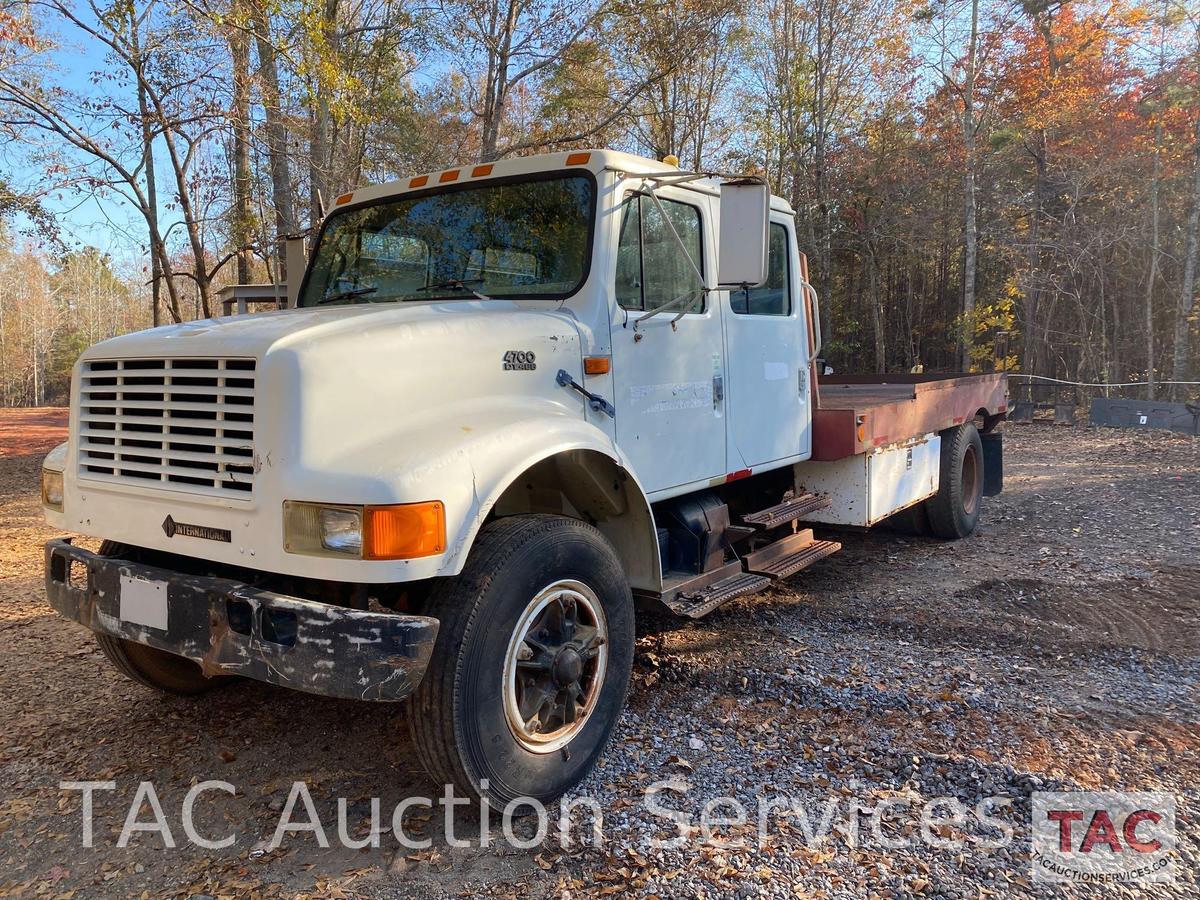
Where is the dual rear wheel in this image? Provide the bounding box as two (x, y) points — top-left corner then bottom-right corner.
(891, 422), (985, 539)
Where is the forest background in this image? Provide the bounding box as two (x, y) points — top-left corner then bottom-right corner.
(0, 0), (1197, 406)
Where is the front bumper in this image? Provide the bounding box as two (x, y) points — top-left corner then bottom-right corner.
(44, 538), (439, 702)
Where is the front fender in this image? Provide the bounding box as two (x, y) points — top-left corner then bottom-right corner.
(439, 407), (658, 583)
(287, 397), (659, 585)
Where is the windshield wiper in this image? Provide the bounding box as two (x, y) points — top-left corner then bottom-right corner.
(317, 286), (379, 305)
(410, 277), (495, 302)
(414, 278), (484, 294)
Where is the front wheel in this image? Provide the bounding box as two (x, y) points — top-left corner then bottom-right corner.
(405, 515), (634, 807)
(94, 541), (230, 696)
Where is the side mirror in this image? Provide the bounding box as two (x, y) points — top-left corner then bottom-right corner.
(717, 179), (769, 288)
(285, 236), (308, 308)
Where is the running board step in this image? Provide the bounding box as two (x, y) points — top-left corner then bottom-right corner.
(740, 493), (831, 529)
(744, 529), (842, 579)
(664, 572), (772, 619)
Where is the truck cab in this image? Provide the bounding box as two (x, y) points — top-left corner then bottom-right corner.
(41, 149), (1005, 806)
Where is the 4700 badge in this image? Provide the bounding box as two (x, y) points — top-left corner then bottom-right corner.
(502, 350), (536, 371)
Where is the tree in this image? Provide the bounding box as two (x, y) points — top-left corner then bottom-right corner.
(0, 0), (235, 320)
(1170, 0), (1199, 394)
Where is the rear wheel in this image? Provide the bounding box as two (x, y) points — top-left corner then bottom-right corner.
(93, 541), (229, 696)
(405, 515), (634, 807)
(926, 424), (984, 539)
(886, 500), (932, 536)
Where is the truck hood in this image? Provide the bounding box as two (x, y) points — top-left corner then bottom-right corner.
(75, 299), (588, 502)
(79, 299), (579, 361)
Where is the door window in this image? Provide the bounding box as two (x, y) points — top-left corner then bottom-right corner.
(615, 193), (704, 312)
(730, 223), (790, 316)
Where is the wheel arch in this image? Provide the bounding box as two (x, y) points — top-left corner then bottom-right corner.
(488, 449), (662, 592)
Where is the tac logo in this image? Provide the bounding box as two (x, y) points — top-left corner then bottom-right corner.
(1032, 791), (1175, 884)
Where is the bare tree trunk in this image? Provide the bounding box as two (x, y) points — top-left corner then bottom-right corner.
(479, 0), (516, 163)
(310, 0), (338, 223)
(1022, 133), (1046, 375)
(250, 0), (295, 283)
(1171, 48), (1200, 395)
(131, 20), (180, 324)
(1144, 115), (1162, 399)
(813, 0), (831, 301)
(959, 0), (979, 372)
(867, 246), (885, 372)
(229, 2), (253, 284)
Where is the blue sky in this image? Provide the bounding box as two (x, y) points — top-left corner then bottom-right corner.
(6, 18), (193, 263)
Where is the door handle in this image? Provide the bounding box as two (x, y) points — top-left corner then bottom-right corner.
(712, 373), (724, 407)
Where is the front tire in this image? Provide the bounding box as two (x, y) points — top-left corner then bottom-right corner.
(93, 541), (229, 696)
(405, 515), (634, 807)
(926, 423), (984, 539)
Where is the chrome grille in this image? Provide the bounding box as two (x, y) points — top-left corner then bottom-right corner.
(78, 357), (256, 496)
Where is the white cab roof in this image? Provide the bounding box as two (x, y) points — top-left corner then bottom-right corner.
(328, 149), (795, 218)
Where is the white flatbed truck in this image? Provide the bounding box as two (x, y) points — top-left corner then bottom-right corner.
(40, 149), (1006, 806)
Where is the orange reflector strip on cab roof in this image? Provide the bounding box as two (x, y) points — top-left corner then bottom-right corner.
(471, 164), (493, 178)
(566, 152), (591, 166)
(363, 501), (445, 560)
(409, 175), (429, 188)
(335, 192), (354, 205)
(439, 169), (460, 183)
(583, 356), (610, 375)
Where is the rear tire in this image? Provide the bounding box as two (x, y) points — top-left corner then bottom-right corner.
(885, 500), (932, 536)
(93, 541), (229, 696)
(926, 424), (984, 539)
(405, 515), (634, 807)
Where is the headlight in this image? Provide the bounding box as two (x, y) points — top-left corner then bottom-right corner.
(319, 507), (362, 554)
(283, 501), (445, 560)
(41, 469), (64, 511)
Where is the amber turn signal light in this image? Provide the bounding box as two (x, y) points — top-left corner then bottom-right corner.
(583, 356), (611, 375)
(363, 502), (446, 560)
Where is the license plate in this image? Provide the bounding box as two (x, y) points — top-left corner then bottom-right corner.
(119, 575), (168, 630)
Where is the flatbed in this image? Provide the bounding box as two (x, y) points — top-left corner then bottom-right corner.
(812, 372), (1008, 461)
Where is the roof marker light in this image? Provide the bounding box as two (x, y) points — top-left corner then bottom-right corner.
(566, 152), (591, 166)
(472, 164), (493, 177)
(439, 169), (460, 183)
(409, 175), (429, 188)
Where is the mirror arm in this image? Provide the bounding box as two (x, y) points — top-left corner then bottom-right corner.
(633, 288), (705, 331)
(642, 182), (708, 289)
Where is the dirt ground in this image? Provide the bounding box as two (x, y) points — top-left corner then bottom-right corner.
(0, 411), (1196, 898)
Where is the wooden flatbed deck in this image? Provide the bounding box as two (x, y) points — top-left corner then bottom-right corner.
(811, 373), (1008, 460)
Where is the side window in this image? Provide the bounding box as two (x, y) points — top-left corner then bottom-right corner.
(616, 193), (704, 312)
(730, 223), (791, 316)
(615, 196), (642, 309)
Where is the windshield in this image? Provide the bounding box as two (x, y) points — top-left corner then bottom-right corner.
(299, 172), (595, 307)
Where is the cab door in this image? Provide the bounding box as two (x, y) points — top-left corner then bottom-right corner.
(723, 219), (811, 469)
(609, 189), (726, 496)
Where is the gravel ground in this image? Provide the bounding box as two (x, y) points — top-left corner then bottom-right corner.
(0, 416), (1196, 898)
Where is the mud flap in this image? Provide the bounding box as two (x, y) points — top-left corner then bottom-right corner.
(981, 431), (1003, 496)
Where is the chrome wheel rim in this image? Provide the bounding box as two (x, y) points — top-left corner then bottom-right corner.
(502, 579), (608, 754)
